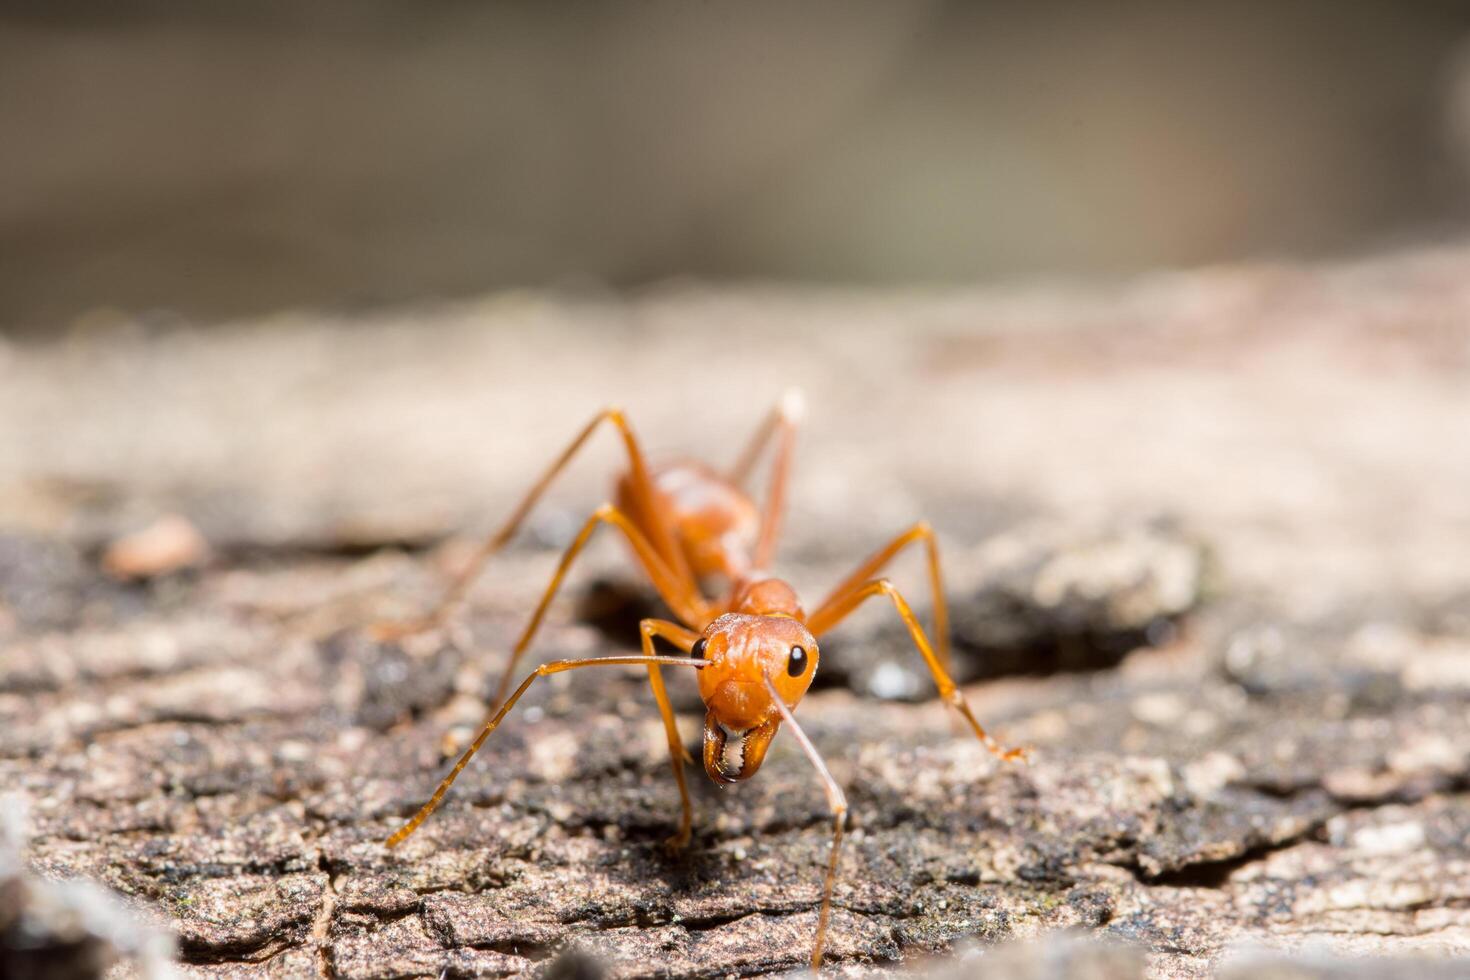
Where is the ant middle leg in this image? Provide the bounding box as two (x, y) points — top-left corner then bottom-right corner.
(807, 578), (1025, 762)
(375, 408), (690, 640)
(486, 503), (711, 713)
(812, 521), (952, 674)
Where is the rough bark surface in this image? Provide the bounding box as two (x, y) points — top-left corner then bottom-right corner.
(3, 247), (1470, 977)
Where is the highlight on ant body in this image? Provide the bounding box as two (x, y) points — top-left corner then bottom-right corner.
(372, 393), (1024, 970)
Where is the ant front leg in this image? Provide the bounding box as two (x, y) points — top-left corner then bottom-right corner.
(384, 654), (706, 849)
(760, 673), (846, 970)
(485, 504), (711, 713)
(640, 618), (702, 852)
(375, 407), (691, 640)
(807, 578), (1025, 762)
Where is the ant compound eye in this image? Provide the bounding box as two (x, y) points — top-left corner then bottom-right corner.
(690, 638), (708, 660)
(786, 646), (807, 677)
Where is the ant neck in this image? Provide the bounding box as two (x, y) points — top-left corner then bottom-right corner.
(731, 575), (804, 619)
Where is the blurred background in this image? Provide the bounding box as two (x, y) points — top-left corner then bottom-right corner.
(6, 7), (1470, 975)
(7, 0), (1470, 330)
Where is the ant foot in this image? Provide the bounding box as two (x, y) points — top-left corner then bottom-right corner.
(988, 741), (1030, 764)
(663, 828), (691, 855)
(1002, 745), (1030, 763)
(369, 618), (430, 643)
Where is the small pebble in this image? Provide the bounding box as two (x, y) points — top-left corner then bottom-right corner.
(101, 514), (209, 580)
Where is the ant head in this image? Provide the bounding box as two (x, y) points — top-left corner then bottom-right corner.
(692, 611), (819, 783)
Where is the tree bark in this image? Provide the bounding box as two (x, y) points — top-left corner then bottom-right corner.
(3, 247), (1469, 977)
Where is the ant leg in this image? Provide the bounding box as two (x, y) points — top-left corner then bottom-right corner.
(760, 673), (846, 970)
(487, 504), (711, 713)
(812, 522), (952, 674)
(728, 389), (801, 487)
(807, 579), (1025, 762)
(726, 389), (803, 571)
(384, 654), (705, 849)
(640, 618), (702, 852)
(375, 407), (691, 640)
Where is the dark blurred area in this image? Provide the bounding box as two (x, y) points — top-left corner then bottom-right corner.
(5, 0), (1470, 330)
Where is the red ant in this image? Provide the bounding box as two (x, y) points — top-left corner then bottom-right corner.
(375, 394), (1023, 969)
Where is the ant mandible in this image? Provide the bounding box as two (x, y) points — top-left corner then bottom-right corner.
(374, 392), (1024, 970)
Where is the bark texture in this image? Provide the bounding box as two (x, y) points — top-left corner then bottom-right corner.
(2, 247), (1470, 977)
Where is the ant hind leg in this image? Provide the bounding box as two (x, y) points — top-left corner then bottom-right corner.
(727, 390), (803, 571)
(373, 407), (692, 641)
